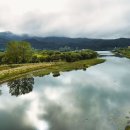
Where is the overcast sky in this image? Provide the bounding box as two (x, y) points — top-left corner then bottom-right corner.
(0, 0), (130, 38)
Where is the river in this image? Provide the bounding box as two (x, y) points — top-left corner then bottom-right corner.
(0, 51), (130, 130)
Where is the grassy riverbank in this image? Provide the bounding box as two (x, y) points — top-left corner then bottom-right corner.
(113, 48), (130, 58)
(0, 58), (105, 84)
(32, 58), (105, 77)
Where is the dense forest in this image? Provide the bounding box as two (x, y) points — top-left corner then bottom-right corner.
(0, 32), (130, 51)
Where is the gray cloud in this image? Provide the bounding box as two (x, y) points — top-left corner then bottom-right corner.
(0, 0), (130, 38)
(0, 101), (36, 130)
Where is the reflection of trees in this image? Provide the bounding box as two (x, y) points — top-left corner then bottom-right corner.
(0, 90), (2, 95)
(52, 72), (60, 77)
(7, 77), (34, 96)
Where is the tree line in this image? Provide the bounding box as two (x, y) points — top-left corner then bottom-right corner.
(0, 41), (98, 64)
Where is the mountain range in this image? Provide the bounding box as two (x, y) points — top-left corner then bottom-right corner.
(0, 31), (130, 50)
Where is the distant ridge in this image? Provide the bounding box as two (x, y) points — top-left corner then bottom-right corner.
(0, 32), (130, 50)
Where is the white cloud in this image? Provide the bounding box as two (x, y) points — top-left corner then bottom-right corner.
(0, 0), (130, 38)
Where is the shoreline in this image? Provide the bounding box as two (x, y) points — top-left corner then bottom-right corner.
(113, 48), (130, 59)
(0, 58), (105, 84)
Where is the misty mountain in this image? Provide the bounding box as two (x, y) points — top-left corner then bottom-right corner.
(0, 32), (130, 50)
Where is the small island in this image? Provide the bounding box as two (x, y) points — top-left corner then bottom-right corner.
(0, 41), (105, 84)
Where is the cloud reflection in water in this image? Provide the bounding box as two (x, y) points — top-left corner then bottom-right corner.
(0, 56), (130, 130)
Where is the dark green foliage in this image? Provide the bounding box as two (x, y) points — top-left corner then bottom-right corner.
(7, 77), (34, 96)
(0, 52), (5, 64)
(31, 55), (40, 63)
(52, 71), (60, 77)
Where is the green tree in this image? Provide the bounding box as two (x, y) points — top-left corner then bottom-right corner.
(5, 41), (32, 63)
(19, 41), (33, 63)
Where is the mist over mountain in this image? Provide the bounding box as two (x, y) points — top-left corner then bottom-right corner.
(0, 32), (130, 50)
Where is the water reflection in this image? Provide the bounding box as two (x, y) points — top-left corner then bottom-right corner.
(52, 72), (60, 77)
(0, 53), (130, 130)
(0, 90), (1, 95)
(7, 77), (34, 96)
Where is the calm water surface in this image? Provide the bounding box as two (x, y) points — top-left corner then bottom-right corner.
(0, 51), (130, 130)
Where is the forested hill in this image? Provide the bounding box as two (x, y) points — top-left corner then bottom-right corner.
(0, 32), (130, 50)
